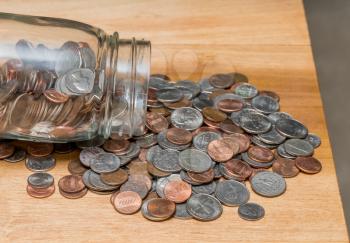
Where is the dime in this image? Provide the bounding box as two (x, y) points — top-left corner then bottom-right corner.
(175, 80), (201, 97)
(238, 202), (265, 221)
(258, 126), (286, 145)
(25, 155), (56, 172)
(113, 191), (142, 214)
(64, 68), (94, 94)
(103, 139), (130, 154)
(275, 118), (308, 139)
(207, 139), (235, 162)
(58, 175), (85, 193)
(27, 184), (55, 198)
(79, 147), (104, 167)
(186, 193), (223, 221)
(175, 203), (192, 219)
(284, 138), (314, 157)
(68, 159), (88, 176)
(170, 107), (203, 130)
(156, 87), (183, 103)
(215, 180), (250, 206)
(304, 133), (321, 148)
(4, 148), (26, 163)
(251, 95), (280, 114)
(247, 146), (274, 162)
(202, 107), (227, 123)
(208, 73), (234, 89)
(90, 153), (121, 173)
(145, 112), (169, 133)
(164, 180), (192, 203)
(27, 172), (54, 188)
(179, 149), (212, 173)
(276, 144), (296, 159)
(272, 157), (299, 178)
(100, 169), (128, 186)
(295, 156), (322, 174)
(166, 127), (193, 145)
(251, 171), (286, 197)
(27, 143), (53, 157)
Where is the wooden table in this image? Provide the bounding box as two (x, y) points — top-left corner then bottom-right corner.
(0, 0), (348, 242)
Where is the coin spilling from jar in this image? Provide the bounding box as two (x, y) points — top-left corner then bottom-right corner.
(1, 72), (323, 222)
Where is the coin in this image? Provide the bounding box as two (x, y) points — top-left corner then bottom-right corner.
(251, 171), (286, 197)
(100, 169), (128, 186)
(166, 127), (193, 145)
(193, 131), (221, 152)
(79, 147), (104, 167)
(223, 133), (250, 153)
(25, 155), (56, 172)
(215, 180), (250, 206)
(208, 73), (234, 89)
(113, 191), (142, 214)
(68, 159), (88, 176)
(27, 143), (53, 157)
(90, 153), (120, 173)
(43, 89), (69, 103)
(238, 202), (265, 221)
(258, 126), (286, 145)
(259, 90), (280, 101)
(272, 157), (299, 178)
(252, 95), (280, 114)
(103, 139), (130, 154)
(64, 68), (95, 94)
(179, 149), (212, 173)
(276, 144), (296, 159)
(170, 107), (203, 130)
(157, 131), (191, 151)
(54, 143), (75, 154)
(217, 99), (243, 113)
(223, 159), (252, 181)
(147, 198), (176, 219)
(147, 161), (171, 177)
(59, 187), (88, 199)
(275, 118), (308, 139)
(164, 180), (192, 203)
(174, 203), (192, 219)
(58, 175), (85, 193)
(247, 146), (274, 162)
(241, 152), (273, 169)
(219, 119), (244, 134)
(163, 98), (192, 109)
(202, 107), (227, 123)
(4, 148), (26, 163)
(192, 97), (214, 111)
(27, 172), (54, 188)
(186, 193), (223, 221)
(187, 168), (214, 184)
(238, 109), (271, 134)
(156, 87), (183, 103)
(207, 139), (235, 162)
(175, 80), (201, 97)
(295, 156), (322, 174)
(304, 133), (321, 148)
(234, 83), (258, 99)
(27, 184), (55, 198)
(284, 138), (314, 157)
(145, 112), (169, 133)
(192, 181), (217, 195)
(120, 180), (149, 199)
(153, 149), (181, 173)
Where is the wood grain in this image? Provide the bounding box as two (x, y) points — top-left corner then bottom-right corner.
(0, 0), (348, 242)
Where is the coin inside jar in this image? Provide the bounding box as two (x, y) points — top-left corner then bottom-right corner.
(145, 112), (169, 133)
(166, 127), (193, 145)
(113, 191), (142, 214)
(0, 143), (15, 159)
(103, 139), (130, 154)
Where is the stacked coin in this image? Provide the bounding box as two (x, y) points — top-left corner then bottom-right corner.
(27, 172), (55, 198)
(58, 175), (87, 199)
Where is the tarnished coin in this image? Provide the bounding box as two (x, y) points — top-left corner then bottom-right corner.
(202, 107), (227, 123)
(215, 180), (250, 206)
(86, 170), (119, 191)
(192, 97), (214, 111)
(146, 145), (163, 163)
(59, 188), (88, 199)
(54, 143), (75, 154)
(166, 127), (193, 145)
(268, 112), (293, 123)
(276, 144), (296, 159)
(171, 107), (203, 131)
(146, 198), (176, 221)
(4, 148), (26, 163)
(295, 156), (322, 174)
(157, 131), (191, 151)
(27, 143), (53, 157)
(219, 119), (244, 134)
(234, 83), (258, 99)
(129, 174), (152, 191)
(153, 149), (181, 173)
(275, 118), (308, 139)
(156, 88), (183, 103)
(27, 184), (55, 198)
(175, 203), (192, 219)
(156, 174), (182, 198)
(223, 133), (250, 153)
(27, 172), (54, 188)
(186, 193), (223, 221)
(68, 159), (88, 176)
(238, 109), (271, 134)
(25, 155), (56, 172)
(258, 126), (286, 145)
(272, 157), (299, 178)
(247, 146), (274, 163)
(238, 202), (265, 221)
(179, 149), (212, 173)
(304, 133), (321, 148)
(163, 98), (192, 109)
(192, 181), (217, 195)
(79, 147), (104, 167)
(100, 169), (128, 186)
(284, 139), (314, 157)
(242, 152), (273, 169)
(193, 131), (221, 152)
(164, 180), (192, 203)
(113, 191), (142, 214)
(251, 171), (286, 197)
(90, 153), (121, 173)
(120, 180), (149, 199)
(58, 175), (85, 193)
(207, 139), (236, 162)
(145, 112), (169, 133)
(208, 73), (234, 89)
(252, 95), (280, 114)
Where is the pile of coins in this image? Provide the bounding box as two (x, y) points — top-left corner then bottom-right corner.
(0, 72), (322, 222)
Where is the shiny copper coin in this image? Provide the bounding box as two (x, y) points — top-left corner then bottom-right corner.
(203, 119), (221, 129)
(59, 188), (88, 199)
(100, 169), (128, 186)
(217, 99), (243, 113)
(187, 168), (214, 184)
(113, 191), (142, 214)
(26, 184), (55, 198)
(50, 126), (76, 138)
(58, 175), (85, 193)
(295, 156), (322, 174)
(166, 127), (193, 145)
(248, 146), (274, 163)
(202, 107), (227, 123)
(192, 126), (221, 137)
(103, 139), (130, 154)
(219, 119), (244, 134)
(272, 157), (299, 178)
(145, 112), (169, 133)
(224, 159), (252, 180)
(0, 143), (15, 159)
(43, 89), (69, 103)
(68, 159), (88, 176)
(223, 133), (251, 153)
(27, 143), (54, 157)
(147, 198), (176, 218)
(207, 139), (234, 162)
(163, 98), (192, 109)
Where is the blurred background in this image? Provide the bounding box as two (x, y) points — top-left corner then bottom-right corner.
(304, 0), (350, 232)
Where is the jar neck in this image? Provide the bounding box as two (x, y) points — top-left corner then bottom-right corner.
(102, 33), (151, 138)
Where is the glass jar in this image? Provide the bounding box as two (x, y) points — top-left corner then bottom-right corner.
(0, 12), (151, 142)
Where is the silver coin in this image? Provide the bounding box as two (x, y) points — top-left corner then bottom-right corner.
(215, 180), (250, 206)
(238, 202), (265, 221)
(146, 145), (164, 163)
(199, 78), (217, 93)
(275, 118), (308, 139)
(252, 95), (280, 114)
(186, 193), (223, 221)
(135, 133), (158, 148)
(241, 152), (274, 168)
(276, 144), (296, 159)
(239, 109), (272, 134)
(55, 45), (81, 77)
(79, 147), (104, 167)
(192, 181), (217, 194)
(304, 133), (321, 148)
(64, 68), (95, 94)
(90, 153), (120, 173)
(118, 143), (141, 159)
(175, 203), (193, 219)
(268, 112), (293, 123)
(175, 80), (200, 97)
(230, 109), (243, 126)
(120, 180), (149, 199)
(27, 172), (54, 188)
(157, 131), (191, 151)
(171, 107), (203, 131)
(149, 77), (173, 90)
(234, 83), (258, 99)
(251, 171), (286, 197)
(87, 170), (119, 191)
(258, 126), (286, 145)
(153, 149), (181, 172)
(179, 149), (212, 173)
(251, 136), (277, 149)
(193, 131), (222, 152)
(208, 73), (234, 88)
(25, 156), (56, 172)
(156, 88), (183, 103)
(192, 97), (214, 111)
(284, 138), (314, 157)
(177, 86), (195, 100)
(79, 46), (96, 70)
(4, 148), (26, 163)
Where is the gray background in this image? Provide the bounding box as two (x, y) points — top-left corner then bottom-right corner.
(304, 0), (350, 233)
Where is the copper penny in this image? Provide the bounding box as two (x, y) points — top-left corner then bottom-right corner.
(166, 127), (193, 145)
(209, 89), (231, 100)
(59, 188), (88, 199)
(295, 156), (322, 174)
(217, 99), (243, 113)
(103, 139), (130, 154)
(113, 191), (142, 214)
(207, 139), (234, 162)
(138, 148), (148, 162)
(147, 161), (171, 177)
(219, 119), (244, 134)
(127, 160), (150, 177)
(164, 179), (192, 203)
(50, 126), (76, 138)
(163, 98), (192, 109)
(149, 107), (171, 117)
(68, 159), (88, 176)
(223, 133), (251, 153)
(26, 184), (55, 198)
(202, 107), (227, 123)
(0, 143), (15, 159)
(248, 146), (274, 163)
(187, 168), (214, 184)
(145, 112), (169, 133)
(27, 143), (53, 157)
(208, 73), (234, 89)
(272, 157), (299, 178)
(203, 119), (221, 129)
(224, 159), (252, 180)
(43, 89), (69, 103)
(147, 198), (176, 218)
(100, 169), (129, 186)
(58, 175), (85, 193)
